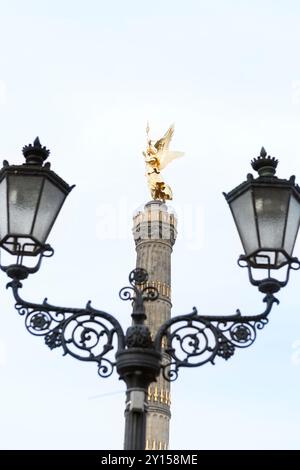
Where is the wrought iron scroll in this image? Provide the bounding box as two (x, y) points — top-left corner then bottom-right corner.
(119, 268), (159, 323)
(6, 267), (280, 382)
(7, 279), (125, 378)
(119, 267), (159, 348)
(154, 293), (279, 382)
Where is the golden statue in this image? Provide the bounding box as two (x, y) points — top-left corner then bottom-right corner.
(143, 123), (184, 201)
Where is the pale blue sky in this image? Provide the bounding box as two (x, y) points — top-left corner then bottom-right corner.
(1, 0), (300, 450)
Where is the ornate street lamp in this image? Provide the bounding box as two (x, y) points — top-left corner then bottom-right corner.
(224, 147), (300, 293)
(0, 137), (73, 278)
(1, 140), (299, 450)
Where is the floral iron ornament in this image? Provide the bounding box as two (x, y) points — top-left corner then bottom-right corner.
(5, 267), (278, 382)
(154, 295), (277, 381)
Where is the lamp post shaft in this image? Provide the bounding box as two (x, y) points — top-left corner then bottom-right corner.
(116, 347), (162, 450)
(123, 391), (147, 450)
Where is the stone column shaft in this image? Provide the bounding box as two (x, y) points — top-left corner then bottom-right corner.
(132, 200), (177, 450)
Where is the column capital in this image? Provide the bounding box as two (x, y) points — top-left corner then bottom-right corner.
(133, 201), (177, 247)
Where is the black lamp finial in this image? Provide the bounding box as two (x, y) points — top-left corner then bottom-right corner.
(22, 137), (50, 165)
(251, 147), (278, 177)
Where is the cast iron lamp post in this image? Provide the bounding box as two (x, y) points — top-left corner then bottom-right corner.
(1, 140), (300, 450)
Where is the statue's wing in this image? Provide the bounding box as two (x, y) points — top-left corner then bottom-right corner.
(159, 151), (184, 170)
(154, 124), (174, 153)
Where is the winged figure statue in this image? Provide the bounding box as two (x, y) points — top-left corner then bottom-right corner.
(143, 123), (184, 201)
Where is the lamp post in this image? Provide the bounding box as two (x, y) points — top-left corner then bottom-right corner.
(1, 140), (300, 450)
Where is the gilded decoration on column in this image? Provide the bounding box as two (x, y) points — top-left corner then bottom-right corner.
(143, 123), (184, 201)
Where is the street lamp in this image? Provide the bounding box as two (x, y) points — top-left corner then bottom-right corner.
(224, 146), (300, 293)
(1, 140), (300, 450)
(0, 137), (73, 274)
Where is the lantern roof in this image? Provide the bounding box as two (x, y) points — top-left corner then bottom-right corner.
(224, 148), (300, 204)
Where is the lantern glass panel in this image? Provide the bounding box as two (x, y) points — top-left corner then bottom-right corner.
(8, 175), (43, 235)
(230, 189), (258, 255)
(284, 194), (300, 255)
(254, 187), (290, 249)
(32, 179), (66, 243)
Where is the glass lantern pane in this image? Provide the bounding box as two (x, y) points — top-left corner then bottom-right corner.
(284, 194), (300, 255)
(32, 179), (66, 243)
(0, 178), (8, 240)
(230, 189), (259, 255)
(8, 175), (43, 235)
(254, 187), (290, 249)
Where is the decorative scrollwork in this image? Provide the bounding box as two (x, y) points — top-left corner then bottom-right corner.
(129, 268), (148, 285)
(8, 268), (159, 380)
(154, 294), (279, 381)
(98, 358), (114, 378)
(141, 286), (159, 302)
(119, 269), (159, 322)
(9, 279), (125, 378)
(6, 267), (280, 384)
(119, 287), (136, 302)
(45, 327), (63, 349)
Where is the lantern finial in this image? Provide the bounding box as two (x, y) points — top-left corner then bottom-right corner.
(22, 137), (50, 165)
(251, 147), (278, 177)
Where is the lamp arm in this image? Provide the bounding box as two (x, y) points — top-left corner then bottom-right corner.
(154, 293), (279, 382)
(7, 278), (126, 379)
